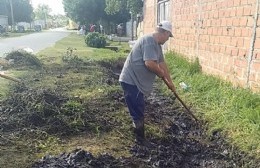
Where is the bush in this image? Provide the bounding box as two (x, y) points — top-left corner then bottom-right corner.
(85, 32), (106, 48)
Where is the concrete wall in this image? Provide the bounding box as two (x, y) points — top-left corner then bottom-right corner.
(142, 0), (260, 92)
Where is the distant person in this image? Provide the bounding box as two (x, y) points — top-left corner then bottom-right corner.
(119, 21), (175, 146)
(117, 23), (123, 36)
(78, 26), (84, 35)
(100, 24), (103, 34)
(90, 24), (96, 32)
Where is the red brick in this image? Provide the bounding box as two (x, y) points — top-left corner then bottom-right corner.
(215, 36), (220, 44)
(220, 46), (226, 54)
(235, 59), (247, 67)
(238, 49), (247, 57)
(225, 10), (231, 17)
(236, 7), (244, 16)
(241, 28), (250, 37)
(255, 38), (260, 49)
(226, 18), (233, 26)
(226, 46), (232, 55)
(237, 38), (244, 47)
(227, 0), (234, 7)
(233, 18), (240, 26)
(244, 38), (251, 47)
(219, 10), (225, 18)
(233, 0), (241, 6)
(214, 11), (219, 18)
(228, 28), (235, 36)
(231, 48), (239, 56)
(223, 28), (228, 36)
(231, 37), (238, 47)
(247, 17), (254, 27)
(241, 0), (248, 5)
(221, 18), (227, 26)
(235, 28), (242, 36)
(256, 29), (260, 37)
(240, 17), (248, 26)
(218, 28), (223, 35)
(249, 73), (256, 81)
(243, 6), (252, 16)
(215, 46), (220, 52)
(220, 37), (230, 45)
(252, 62), (260, 71)
(230, 9), (236, 17)
(255, 52), (260, 60)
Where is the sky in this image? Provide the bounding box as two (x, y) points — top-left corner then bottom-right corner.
(31, 0), (65, 15)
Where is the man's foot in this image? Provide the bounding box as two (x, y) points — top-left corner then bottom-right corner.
(135, 137), (154, 148)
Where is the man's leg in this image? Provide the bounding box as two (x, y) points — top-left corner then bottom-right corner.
(120, 82), (145, 143)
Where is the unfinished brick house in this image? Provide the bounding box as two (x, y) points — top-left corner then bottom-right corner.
(141, 0), (260, 92)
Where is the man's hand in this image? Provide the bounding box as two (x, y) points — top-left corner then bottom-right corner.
(162, 76), (176, 93)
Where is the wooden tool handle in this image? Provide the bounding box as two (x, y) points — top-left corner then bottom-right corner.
(162, 77), (199, 122)
(0, 73), (22, 83)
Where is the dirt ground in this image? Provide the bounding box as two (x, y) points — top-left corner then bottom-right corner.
(31, 88), (259, 168)
(1, 56), (259, 168)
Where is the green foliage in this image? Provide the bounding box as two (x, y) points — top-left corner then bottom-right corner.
(165, 51), (260, 157)
(85, 32), (107, 48)
(62, 47), (82, 64)
(63, 0), (106, 24)
(61, 100), (84, 116)
(63, 0), (130, 33)
(105, 0), (143, 16)
(189, 57), (201, 75)
(0, 0), (33, 23)
(33, 4), (52, 20)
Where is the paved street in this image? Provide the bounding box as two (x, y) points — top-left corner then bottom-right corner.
(0, 28), (71, 57)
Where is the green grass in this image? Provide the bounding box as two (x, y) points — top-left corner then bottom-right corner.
(1, 33), (259, 167)
(164, 51), (260, 158)
(0, 33), (133, 168)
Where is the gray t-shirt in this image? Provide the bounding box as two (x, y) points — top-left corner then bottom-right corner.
(119, 34), (164, 95)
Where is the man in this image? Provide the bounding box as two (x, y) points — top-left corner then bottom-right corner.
(119, 20), (176, 145)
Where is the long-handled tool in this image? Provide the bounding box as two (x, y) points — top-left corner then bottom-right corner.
(0, 73), (22, 83)
(163, 77), (199, 122)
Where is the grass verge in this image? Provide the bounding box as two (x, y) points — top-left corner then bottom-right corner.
(164, 51), (260, 158)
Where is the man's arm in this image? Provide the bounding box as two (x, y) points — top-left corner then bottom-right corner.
(145, 60), (176, 92)
(145, 60), (164, 78)
(159, 61), (176, 92)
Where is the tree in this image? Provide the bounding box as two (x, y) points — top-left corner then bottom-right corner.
(34, 4), (52, 20)
(0, 0), (33, 24)
(62, 0), (130, 33)
(105, 0), (143, 16)
(63, 0), (106, 24)
(12, 0), (33, 22)
(0, 0), (9, 15)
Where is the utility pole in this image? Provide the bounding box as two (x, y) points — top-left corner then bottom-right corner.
(131, 12), (134, 41)
(9, 0), (15, 31)
(44, 10), (47, 29)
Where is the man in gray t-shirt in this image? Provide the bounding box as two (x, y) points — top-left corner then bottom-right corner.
(119, 21), (175, 145)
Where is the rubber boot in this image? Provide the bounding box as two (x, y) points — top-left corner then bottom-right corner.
(133, 120), (145, 145)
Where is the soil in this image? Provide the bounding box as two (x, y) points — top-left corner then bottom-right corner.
(1, 58), (259, 168)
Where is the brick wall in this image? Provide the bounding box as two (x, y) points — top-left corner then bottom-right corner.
(142, 0), (260, 92)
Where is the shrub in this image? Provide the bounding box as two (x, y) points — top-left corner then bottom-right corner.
(85, 32), (106, 48)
